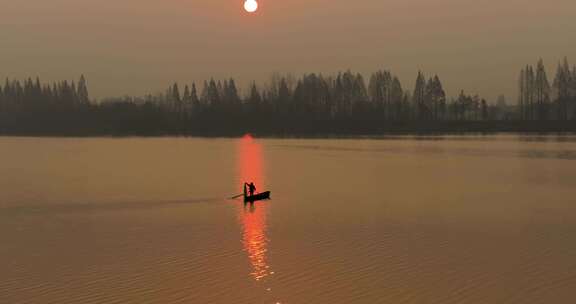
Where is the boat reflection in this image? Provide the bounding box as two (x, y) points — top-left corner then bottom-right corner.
(237, 134), (272, 281)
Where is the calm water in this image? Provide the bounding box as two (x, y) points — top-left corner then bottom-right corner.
(1, 135), (576, 303)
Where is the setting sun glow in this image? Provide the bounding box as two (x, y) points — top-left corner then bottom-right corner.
(244, 0), (258, 13)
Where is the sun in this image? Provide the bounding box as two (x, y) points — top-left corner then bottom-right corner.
(244, 0), (258, 13)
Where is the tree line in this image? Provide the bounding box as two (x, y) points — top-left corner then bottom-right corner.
(0, 76), (89, 113)
(0, 58), (574, 136)
(519, 57), (576, 121)
(101, 70), (498, 124)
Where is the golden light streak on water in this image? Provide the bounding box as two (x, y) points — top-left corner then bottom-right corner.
(237, 134), (272, 281)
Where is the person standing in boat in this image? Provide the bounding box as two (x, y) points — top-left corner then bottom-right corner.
(245, 182), (256, 197)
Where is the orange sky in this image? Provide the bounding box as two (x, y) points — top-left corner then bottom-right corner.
(1, 0), (575, 101)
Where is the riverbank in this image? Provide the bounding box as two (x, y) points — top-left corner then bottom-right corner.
(1, 118), (575, 137)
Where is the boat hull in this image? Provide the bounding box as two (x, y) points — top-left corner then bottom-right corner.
(244, 191), (271, 202)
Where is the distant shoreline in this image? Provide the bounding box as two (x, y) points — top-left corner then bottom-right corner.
(1, 121), (575, 138)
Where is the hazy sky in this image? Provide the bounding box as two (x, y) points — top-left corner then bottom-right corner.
(1, 0), (575, 101)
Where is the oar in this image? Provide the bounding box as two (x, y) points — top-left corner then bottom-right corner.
(229, 193), (244, 199)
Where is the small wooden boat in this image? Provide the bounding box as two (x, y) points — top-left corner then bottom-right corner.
(244, 191), (271, 202)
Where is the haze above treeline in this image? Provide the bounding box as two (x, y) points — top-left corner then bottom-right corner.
(2, 0), (575, 100)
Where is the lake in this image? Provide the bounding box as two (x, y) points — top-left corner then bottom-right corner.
(1, 135), (576, 303)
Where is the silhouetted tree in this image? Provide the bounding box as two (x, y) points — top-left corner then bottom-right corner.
(413, 71), (426, 120)
(247, 82), (262, 111)
(553, 57), (572, 120)
(77, 75), (89, 106)
(425, 75), (446, 120)
(534, 59), (551, 120)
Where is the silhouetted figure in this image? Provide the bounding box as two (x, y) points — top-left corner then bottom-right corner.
(245, 182), (256, 197)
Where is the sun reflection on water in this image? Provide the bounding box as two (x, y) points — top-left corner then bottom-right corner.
(237, 134), (272, 281)
(241, 206), (270, 280)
